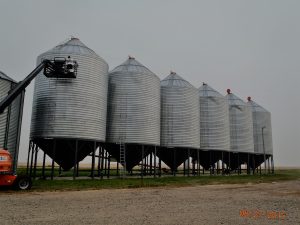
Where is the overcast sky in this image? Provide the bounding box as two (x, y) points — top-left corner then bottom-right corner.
(0, 0), (299, 167)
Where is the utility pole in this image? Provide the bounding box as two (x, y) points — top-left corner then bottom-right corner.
(262, 126), (267, 174)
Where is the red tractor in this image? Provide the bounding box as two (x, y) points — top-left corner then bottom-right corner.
(0, 148), (32, 190)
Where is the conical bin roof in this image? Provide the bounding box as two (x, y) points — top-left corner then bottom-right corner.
(42, 37), (100, 58)
(199, 83), (223, 97)
(247, 98), (269, 112)
(110, 57), (157, 76)
(161, 72), (193, 87)
(0, 71), (16, 83)
(226, 92), (247, 106)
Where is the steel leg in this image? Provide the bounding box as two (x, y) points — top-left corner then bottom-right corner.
(51, 140), (56, 180)
(42, 151), (46, 179)
(154, 146), (157, 178)
(73, 140), (78, 180)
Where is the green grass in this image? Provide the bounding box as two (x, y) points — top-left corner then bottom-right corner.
(23, 169), (300, 192)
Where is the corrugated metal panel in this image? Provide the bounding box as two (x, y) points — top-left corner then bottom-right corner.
(0, 78), (11, 148)
(199, 83), (230, 151)
(226, 92), (254, 153)
(0, 74), (24, 171)
(160, 72), (200, 149)
(247, 99), (273, 155)
(30, 38), (108, 141)
(106, 57), (160, 145)
(6, 91), (24, 172)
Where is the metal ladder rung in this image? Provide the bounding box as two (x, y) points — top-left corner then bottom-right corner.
(119, 142), (126, 177)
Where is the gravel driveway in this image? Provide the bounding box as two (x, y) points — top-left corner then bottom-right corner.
(0, 180), (299, 225)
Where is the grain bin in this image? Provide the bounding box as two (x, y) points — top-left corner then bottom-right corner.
(225, 89), (254, 170)
(30, 37), (108, 170)
(197, 83), (231, 169)
(105, 57), (160, 170)
(199, 83), (230, 151)
(226, 90), (254, 153)
(247, 97), (273, 155)
(159, 72), (200, 171)
(0, 71), (24, 172)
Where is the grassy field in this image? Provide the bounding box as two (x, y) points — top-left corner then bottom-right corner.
(17, 169), (300, 192)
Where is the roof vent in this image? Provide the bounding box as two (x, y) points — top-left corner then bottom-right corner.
(128, 55), (135, 60)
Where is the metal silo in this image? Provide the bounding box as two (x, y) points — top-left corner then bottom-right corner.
(0, 71), (24, 172)
(247, 97), (273, 172)
(105, 57), (160, 171)
(159, 72), (200, 171)
(199, 83), (230, 151)
(226, 89), (254, 170)
(226, 90), (254, 153)
(197, 83), (230, 170)
(30, 37), (108, 170)
(247, 97), (273, 154)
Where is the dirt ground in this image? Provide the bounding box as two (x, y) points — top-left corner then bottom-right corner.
(0, 180), (299, 225)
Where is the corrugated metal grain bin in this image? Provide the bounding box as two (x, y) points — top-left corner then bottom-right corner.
(199, 83), (230, 151)
(247, 97), (273, 155)
(30, 37), (108, 170)
(31, 38), (108, 140)
(226, 90), (254, 153)
(106, 57), (160, 145)
(0, 71), (24, 172)
(160, 72), (200, 149)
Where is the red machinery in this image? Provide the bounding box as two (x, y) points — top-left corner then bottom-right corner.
(0, 148), (32, 190)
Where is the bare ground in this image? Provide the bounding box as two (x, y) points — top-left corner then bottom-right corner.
(0, 180), (299, 225)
